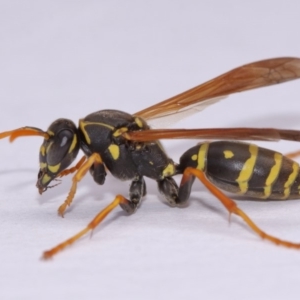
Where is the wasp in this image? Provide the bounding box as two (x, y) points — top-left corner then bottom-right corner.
(1, 57), (300, 259)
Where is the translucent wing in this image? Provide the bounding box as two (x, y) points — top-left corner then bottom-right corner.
(145, 96), (226, 128)
(135, 57), (300, 123)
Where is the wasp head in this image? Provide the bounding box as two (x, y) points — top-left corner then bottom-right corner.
(36, 119), (80, 194)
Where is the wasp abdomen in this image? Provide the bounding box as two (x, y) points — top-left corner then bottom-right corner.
(179, 141), (300, 200)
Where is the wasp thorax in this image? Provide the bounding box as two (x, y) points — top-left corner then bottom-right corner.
(36, 118), (80, 194)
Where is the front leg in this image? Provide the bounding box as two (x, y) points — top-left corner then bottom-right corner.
(58, 153), (104, 217)
(119, 176), (146, 214)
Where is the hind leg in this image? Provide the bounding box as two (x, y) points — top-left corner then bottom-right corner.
(285, 150), (300, 159)
(179, 167), (300, 249)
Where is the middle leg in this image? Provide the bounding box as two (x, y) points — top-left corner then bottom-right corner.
(119, 176), (146, 214)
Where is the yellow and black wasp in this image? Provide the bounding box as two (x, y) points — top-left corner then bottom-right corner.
(1, 57), (300, 259)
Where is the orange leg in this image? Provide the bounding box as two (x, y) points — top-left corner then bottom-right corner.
(285, 150), (300, 159)
(58, 153), (103, 217)
(58, 156), (87, 178)
(181, 167), (300, 249)
(43, 194), (129, 259)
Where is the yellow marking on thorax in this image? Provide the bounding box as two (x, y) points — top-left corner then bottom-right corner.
(197, 143), (209, 171)
(48, 164), (61, 174)
(135, 117), (144, 128)
(263, 152), (282, 198)
(236, 144), (258, 194)
(191, 154), (197, 161)
(40, 145), (46, 156)
(162, 163), (176, 177)
(68, 134), (77, 153)
(79, 121), (91, 144)
(113, 127), (128, 137)
(79, 120), (114, 145)
(108, 144), (120, 160)
(149, 161), (154, 165)
(283, 162), (299, 198)
(224, 150), (234, 159)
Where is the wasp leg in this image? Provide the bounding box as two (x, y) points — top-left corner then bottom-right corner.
(285, 150), (300, 159)
(178, 174), (195, 204)
(180, 167), (300, 249)
(89, 158), (107, 185)
(119, 176), (146, 214)
(58, 153), (104, 217)
(58, 156), (87, 178)
(43, 194), (130, 259)
(157, 177), (179, 206)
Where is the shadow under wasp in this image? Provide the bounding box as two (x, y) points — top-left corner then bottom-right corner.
(1, 57), (300, 259)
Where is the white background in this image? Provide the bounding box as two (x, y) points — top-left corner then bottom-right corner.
(0, 1), (300, 299)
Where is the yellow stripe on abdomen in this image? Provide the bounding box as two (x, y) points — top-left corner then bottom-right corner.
(236, 144), (258, 194)
(283, 162), (299, 198)
(263, 152), (283, 198)
(197, 143), (209, 171)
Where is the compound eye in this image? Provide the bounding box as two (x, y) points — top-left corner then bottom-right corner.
(46, 129), (75, 165)
(58, 129), (73, 147)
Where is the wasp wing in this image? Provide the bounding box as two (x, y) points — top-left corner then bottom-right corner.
(145, 96), (226, 128)
(135, 57), (300, 123)
(124, 128), (300, 142)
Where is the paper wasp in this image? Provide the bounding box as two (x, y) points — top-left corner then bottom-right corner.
(1, 57), (300, 259)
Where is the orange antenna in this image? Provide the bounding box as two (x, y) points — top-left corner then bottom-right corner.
(0, 127), (49, 142)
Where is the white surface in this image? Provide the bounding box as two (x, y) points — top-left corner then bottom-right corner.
(0, 1), (300, 300)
